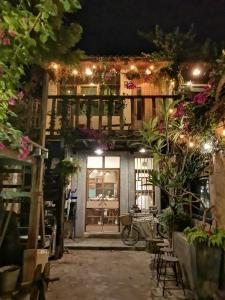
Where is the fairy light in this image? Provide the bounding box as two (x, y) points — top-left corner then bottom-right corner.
(72, 69), (78, 75)
(145, 68), (151, 75)
(203, 142), (213, 152)
(139, 148), (146, 153)
(130, 65), (136, 70)
(187, 81), (192, 86)
(150, 65), (154, 70)
(222, 128), (225, 136)
(85, 67), (93, 76)
(169, 108), (174, 114)
(180, 134), (185, 139)
(189, 141), (194, 148)
(92, 65), (96, 69)
(52, 63), (58, 70)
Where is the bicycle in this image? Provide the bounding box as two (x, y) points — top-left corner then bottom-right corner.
(120, 213), (169, 246)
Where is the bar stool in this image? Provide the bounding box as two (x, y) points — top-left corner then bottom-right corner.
(156, 247), (173, 279)
(149, 238), (163, 269)
(157, 254), (185, 296)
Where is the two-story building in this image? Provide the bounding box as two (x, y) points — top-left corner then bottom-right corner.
(44, 56), (207, 237)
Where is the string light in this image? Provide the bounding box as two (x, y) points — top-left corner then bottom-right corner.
(85, 67), (93, 76)
(95, 148), (103, 155)
(72, 69), (78, 75)
(189, 141), (194, 148)
(203, 142), (213, 152)
(222, 128), (225, 136)
(169, 108), (174, 114)
(52, 63), (58, 70)
(180, 134), (185, 139)
(145, 68), (151, 75)
(187, 81), (192, 86)
(130, 65), (136, 70)
(92, 65), (96, 69)
(150, 65), (154, 70)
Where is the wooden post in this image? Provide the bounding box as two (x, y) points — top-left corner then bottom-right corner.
(27, 71), (49, 249)
(131, 98), (135, 130)
(99, 98), (103, 131)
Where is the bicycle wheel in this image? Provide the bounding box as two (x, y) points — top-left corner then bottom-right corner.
(121, 225), (139, 246)
(157, 223), (169, 239)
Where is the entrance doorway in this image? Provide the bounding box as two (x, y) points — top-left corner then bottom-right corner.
(86, 169), (119, 232)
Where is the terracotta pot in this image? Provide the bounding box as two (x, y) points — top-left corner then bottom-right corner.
(0, 265), (20, 294)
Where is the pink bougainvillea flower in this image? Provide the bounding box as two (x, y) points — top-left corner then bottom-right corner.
(193, 92), (208, 105)
(17, 91), (24, 98)
(8, 97), (16, 106)
(158, 120), (165, 133)
(174, 103), (185, 117)
(0, 143), (6, 150)
(7, 31), (16, 38)
(2, 37), (10, 45)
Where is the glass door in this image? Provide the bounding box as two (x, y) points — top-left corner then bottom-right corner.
(86, 169), (119, 232)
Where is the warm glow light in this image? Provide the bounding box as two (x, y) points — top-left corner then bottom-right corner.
(67, 90), (71, 94)
(95, 148), (103, 155)
(150, 65), (154, 70)
(189, 141), (194, 148)
(203, 142), (213, 152)
(170, 80), (175, 86)
(93, 65), (96, 69)
(145, 68), (151, 75)
(187, 81), (192, 86)
(90, 82), (94, 86)
(52, 63), (58, 70)
(85, 67), (93, 76)
(192, 68), (201, 77)
(139, 148), (146, 153)
(130, 65), (136, 70)
(72, 69), (78, 75)
(169, 108), (174, 114)
(222, 128), (225, 136)
(180, 134), (185, 139)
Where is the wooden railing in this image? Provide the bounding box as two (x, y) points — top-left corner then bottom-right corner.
(46, 95), (178, 136)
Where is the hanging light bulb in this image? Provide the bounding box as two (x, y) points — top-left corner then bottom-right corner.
(189, 141), (194, 148)
(85, 67), (93, 76)
(52, 63), (58, 70)
(150, 65), (154, 70)
(145, 68), (151, 75)
(139, 148), (146, 153)
(192, 67), (201, 77)
(130, 65), (136, 70)
(92, 65), (96, 69)
(72, 69), (78, 75)
(94, 148), (103, 155)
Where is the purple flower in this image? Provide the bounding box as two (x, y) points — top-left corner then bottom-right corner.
(0, 143), (5, 150)
(8, 97), (16, 106)
(17, 91), (24, 98)
(174, 103), (185, 117)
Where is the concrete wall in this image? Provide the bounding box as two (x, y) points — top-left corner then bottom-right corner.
(210, 151), (225, 230)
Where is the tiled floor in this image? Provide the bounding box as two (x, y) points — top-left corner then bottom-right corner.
(47, 250), (187, 300)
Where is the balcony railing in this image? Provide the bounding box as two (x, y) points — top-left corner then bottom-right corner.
(46, 95), (178, 136)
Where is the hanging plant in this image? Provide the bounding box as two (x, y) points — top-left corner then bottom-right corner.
(126, 71), (140, 80)
(54, 158), (81, 183)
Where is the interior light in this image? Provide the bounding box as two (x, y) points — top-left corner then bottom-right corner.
(85, 67), (93, 76)
(139, 148), (146, 153)
(150, 65), (154, 70)
(130, 65), (136, 70)
(90, 82), (94, 86)
(67, 90), (71, 94)
(95, 148), (103, 155)
(170, 80), (175, 86)
(187, 81), (192, 86)
(92, 65), (96, 69)
(192, 68), (201, 77)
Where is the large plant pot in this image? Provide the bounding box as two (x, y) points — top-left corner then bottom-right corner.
(0, 265), (20, 294)
(195, 244), (222, 299)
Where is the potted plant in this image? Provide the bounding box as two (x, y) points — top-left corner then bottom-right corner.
(184, 226), (225, 299)
(54, 157), (80, 185)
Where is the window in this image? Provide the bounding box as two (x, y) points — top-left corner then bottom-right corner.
(105, 156), (120, 168)
(135, 158), (154, 210)
(87, 156), (103, 168)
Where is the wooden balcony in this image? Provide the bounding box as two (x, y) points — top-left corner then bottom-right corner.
(46, 95), (178, 135)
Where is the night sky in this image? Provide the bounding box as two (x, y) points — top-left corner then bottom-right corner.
(77, 0), (225, 55)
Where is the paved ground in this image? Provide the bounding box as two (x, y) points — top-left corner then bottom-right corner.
(47, 250), (187, 300)
(64, 238), (146, 250)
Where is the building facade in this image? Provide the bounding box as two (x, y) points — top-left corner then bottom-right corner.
(45, 57), (184, 237)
